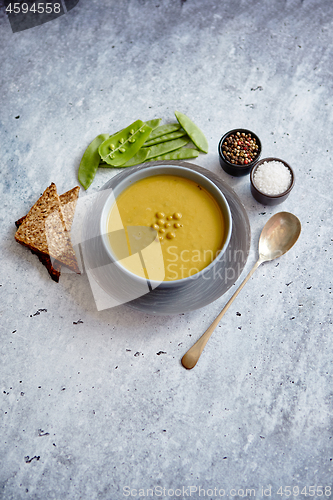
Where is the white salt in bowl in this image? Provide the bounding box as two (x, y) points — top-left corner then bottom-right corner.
(250, 157), (295, 206)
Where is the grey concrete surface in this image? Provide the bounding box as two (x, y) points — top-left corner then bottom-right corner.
(1, 1), (332, 499)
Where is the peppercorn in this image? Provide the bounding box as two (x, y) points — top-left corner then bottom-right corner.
(222, 132), (259, 166)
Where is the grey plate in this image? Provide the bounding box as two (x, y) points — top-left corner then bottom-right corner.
(84, 161), (251, 315)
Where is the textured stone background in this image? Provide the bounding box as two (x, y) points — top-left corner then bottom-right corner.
(1, 1), (332, 499)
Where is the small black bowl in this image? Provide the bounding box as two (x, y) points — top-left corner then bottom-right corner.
(218, 128), (262, 176)
(250, 157), (295, 206)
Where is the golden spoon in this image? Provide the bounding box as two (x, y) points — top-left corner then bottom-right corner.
(181, 212), (301, 370)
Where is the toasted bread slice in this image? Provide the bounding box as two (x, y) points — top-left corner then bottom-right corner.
(15, 186), (80, 282)
(33, 249), (62, 282)
(16, 186), (80, 230)
(15, 183), (80, 274)
(59, 186), (80, 231)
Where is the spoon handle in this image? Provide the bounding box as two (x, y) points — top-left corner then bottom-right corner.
(181, 258), (263, 369)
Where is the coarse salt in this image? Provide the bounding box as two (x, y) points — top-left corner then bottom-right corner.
(253, 160), (292, 195)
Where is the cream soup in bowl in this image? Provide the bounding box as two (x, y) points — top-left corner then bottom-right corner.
(100, 165), (232, 286)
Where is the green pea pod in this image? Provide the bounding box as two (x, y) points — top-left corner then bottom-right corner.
(174, 111), (208, 153)
(99, 147), (151, 168)
(144, 129), (187, 147)
(111, 119), (160, 139)
(144, 137), (189, 159)
(78, 133), (109, 190)
(145, 123), (181, 142)
(145, 118), (162, 131)
(147, 148), (200, 162)
(99, 120), (152, 167)
(121, 147), (152, 167)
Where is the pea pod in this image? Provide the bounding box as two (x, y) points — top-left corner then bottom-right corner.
(99, 120), (152, 167)
(121, 147), (152, 167)
(97, 119), (159, 169)
(147, 148), (200, 162)
(145, 118), (161, 131)
(144, 137), (189, 159)
(144, 129), (187, 147)
(78, 133), (109, 190)
(144, 123), (181, 142)
(174, 111), (208, 153)
(99, 147), (151, 168)
(106, 119), (160, 143)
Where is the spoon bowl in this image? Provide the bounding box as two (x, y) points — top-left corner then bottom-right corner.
(258, 212), (302, 262)
(181, 212), (301, 369)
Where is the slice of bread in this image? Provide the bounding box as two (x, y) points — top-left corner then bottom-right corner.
(15, 186), (80, 282)
(15, 183), (80, 275)
(59, 186), (80, 231)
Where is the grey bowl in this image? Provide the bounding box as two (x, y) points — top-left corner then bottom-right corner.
(100, 164), (233, 288)
(81, 161), (251, 315)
